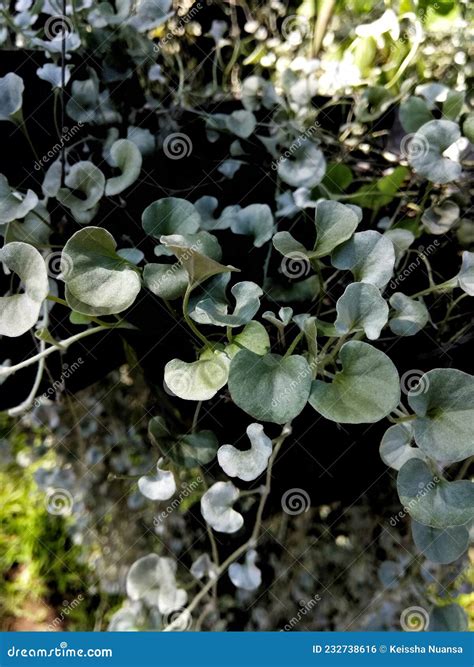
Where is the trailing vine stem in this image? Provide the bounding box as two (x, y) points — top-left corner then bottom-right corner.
(162, 422), (293, 632)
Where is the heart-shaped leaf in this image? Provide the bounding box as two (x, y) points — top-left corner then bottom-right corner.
(191, 554), (218, 581)
(193, 281), (263, 328)
(332, 230), (395, 288)
(200, 481), (243, 533)
(126, 554), (187, 613)
(225, 110), (257, 138)
(138, 461), (176, 501)
(277, 140), (326, 188)
(0, 73), (24, 123)
(164, 350), (230, 401)
(389, 293), (429, 336)
(0, 242), (48, 337)
(408, 368), (474, 463)
(228, 350), (312, 424)
(335, 282), (388, 340)
(272, 200), (359, 262)
(309, 341), (400, 423)
(397, 459), (474, 528)
(313, 200), (360, 258)
(379, 423), (426, 471)
(408, 120), (462, 184)
(411, 521), (469, 565)
(143, 262), (188, 300)
(218, 423), (272, 482)
(399, 96), (433, 133)
(105, 139), (143, 196)
(142, 197), (200, 239)
(228, 550), (261, 591)
(62, 227), (141, 316)
(229, 204), (274, 247)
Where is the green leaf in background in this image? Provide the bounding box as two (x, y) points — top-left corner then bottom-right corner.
(335, 282), (388, 340)
(228, 350), (312, 424)
(408, 368), (474, 463)
(399, 96), (433, 133)
(309, 341), (400, 423)
(63, 227), (141, 315)
(397, 459), (474, 528)
(350, 166), (409, 212)
(0, 242), (48, 337)
(148, 416), (218, 467)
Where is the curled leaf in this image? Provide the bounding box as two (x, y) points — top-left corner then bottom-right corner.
(218, 423), (272, 482)
(201, 481), (243, 533)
